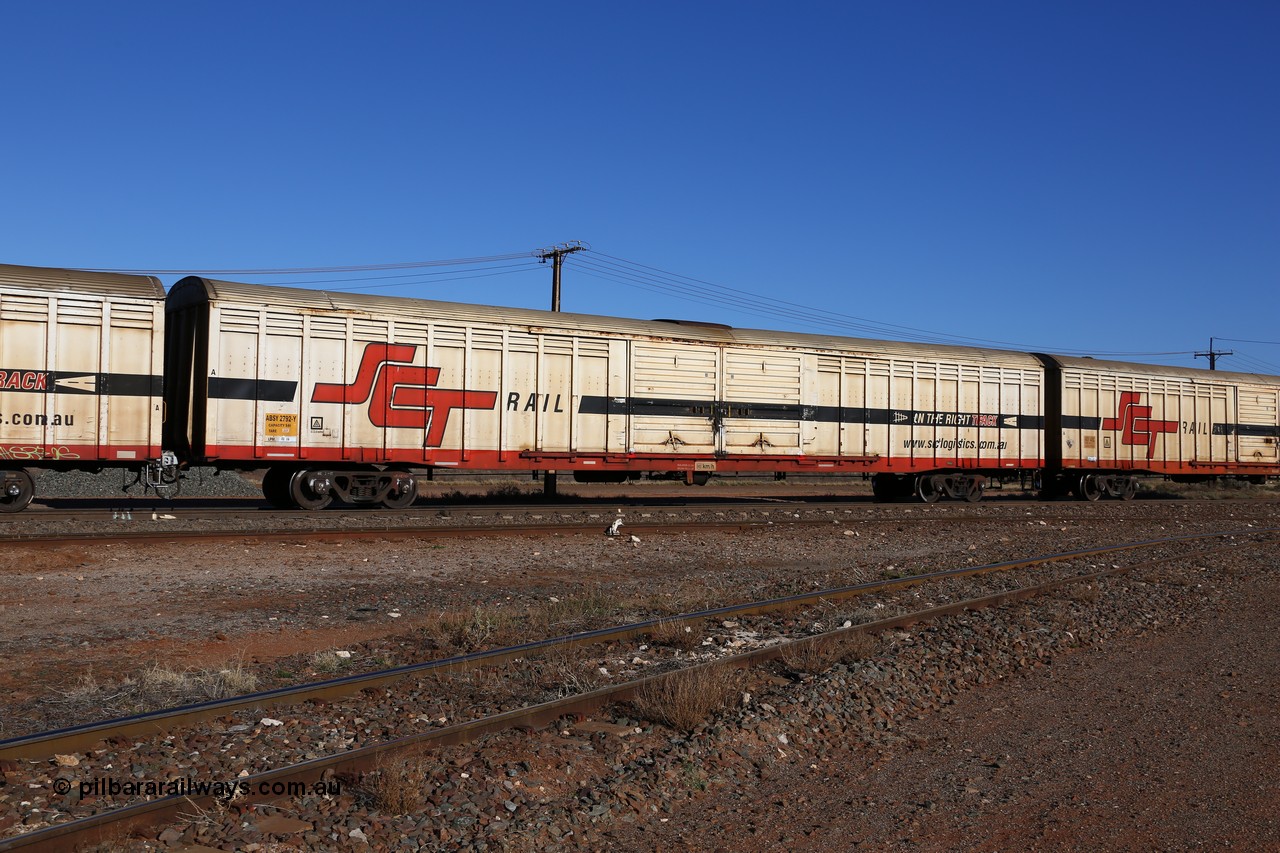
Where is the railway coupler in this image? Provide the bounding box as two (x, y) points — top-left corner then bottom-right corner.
(131, 451), (181, 498)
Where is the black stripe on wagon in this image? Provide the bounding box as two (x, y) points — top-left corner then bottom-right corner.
(1061, 415), (1103, 430)
(1213, 422), (1280, 438)
(0, 371), (163, 396)
(208, 377), (299, 403)
(579, 396), (1043, 429)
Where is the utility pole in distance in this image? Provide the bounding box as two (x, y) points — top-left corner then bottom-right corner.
(539, 241), (585, 311)
(1195, 337), (1233, 371)
(536, 242), (586, 497)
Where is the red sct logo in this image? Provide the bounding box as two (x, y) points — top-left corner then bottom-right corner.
(1100, 392), (1177, 459)
(312, 344), (497, 446)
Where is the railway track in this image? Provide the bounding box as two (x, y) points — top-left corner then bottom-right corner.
(1, 527), (1270, 851)
(4, 497), (1275, 547)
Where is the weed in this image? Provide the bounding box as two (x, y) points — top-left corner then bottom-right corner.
(681, 760), (708, 791)
(137, 662), (259, 707)
(781, 635), (846, 675)
(420, 606), (520, 651)
(840, 631), (878, 662)
(631, 663), (743, 732)
(311, 650), (354, 674)
(646, 619), (703, 650)
(360, 753), (436, 815)
(49, 661), (259, 718)
(843, 606), (884, 626)
(527, 646), (604, 698)
(531, 592), (617, 634)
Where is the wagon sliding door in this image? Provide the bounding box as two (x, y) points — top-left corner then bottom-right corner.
(722, 348), (803, 457)
(629, 341), (720, 454)
(1237, 388), (1279, 464)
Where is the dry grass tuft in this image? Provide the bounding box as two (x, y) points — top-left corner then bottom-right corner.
(311, 650), (355, 674)
(781, 635), (846, 675)
(50, 661), (259, 717)
(783, 630), (878, 675)
(361, 753), (437, 815)
(419, 606), (521, 651)
(527, 646), (605, 698)
(532, 592), (616, 634)
(840, 630), (878, 662)
(136, 662), (259, 707)
(646, 618), (703, 650)
(631, 664), (743, 732)
(843, 606), (886, 626)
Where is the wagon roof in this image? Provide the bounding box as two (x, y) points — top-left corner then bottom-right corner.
(1047, 353), (1280, 386)
(0, 263), (165, 300)
(169, 276), (1044, 368)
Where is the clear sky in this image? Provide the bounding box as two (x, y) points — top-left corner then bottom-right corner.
(2, 2), (1277, 371)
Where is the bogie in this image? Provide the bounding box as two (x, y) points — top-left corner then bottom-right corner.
(0, 470), (34, 513)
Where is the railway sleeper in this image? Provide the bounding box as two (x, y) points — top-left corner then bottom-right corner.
(261, 466), (418, 510)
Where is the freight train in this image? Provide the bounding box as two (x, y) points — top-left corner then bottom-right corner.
(1, 262), (1277, 512)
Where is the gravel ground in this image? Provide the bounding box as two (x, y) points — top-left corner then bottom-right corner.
(0, 497), (1277, 849)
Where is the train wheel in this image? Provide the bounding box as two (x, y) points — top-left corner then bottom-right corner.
(871, 474), (898, 502)
(289, 469), (333, 510)
(261, 467), (294, 509)
(1077, 474), (1103, 502)
(382, 474), (418, 509)
(0, 471), (34, 513)
(915, 475), (942, 503)
(1118, 477), (1137, 501)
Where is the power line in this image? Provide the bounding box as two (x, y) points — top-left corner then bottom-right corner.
(1228, 349), (1280, 375)
(82, 252), (535, 276)
(583, 252), (1197, 358)
(1213, 337), (1280, 346)
(325, 264), (542, 292)
(259, 261), (542, 290)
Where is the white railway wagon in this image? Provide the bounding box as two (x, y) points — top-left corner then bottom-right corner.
(165, 277), (1046, 508)
(0, 263), (166, 511)
(1044, 355), (1280, 499)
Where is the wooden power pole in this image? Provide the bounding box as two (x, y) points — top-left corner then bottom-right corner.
(1195, 337), (1233, 370)
(536, 242), (585, 497)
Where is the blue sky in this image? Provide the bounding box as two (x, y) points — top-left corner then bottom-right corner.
(2, 2), (1277, 370)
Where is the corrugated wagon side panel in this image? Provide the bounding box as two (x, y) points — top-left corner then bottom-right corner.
(0, 292), (54, 456)
(256, 311), (304, 459)
(101, 299), (164, 458)
(1, 287), (163, 464)
(51, 297), (103, 456)
(629, 341), (719, 454)
(722, 347), (803, 455)
(298, 314), (352, 461)
(206, 306), (261, 457)
(1236, 386), (1279, 463)
(1058, 365), (1238, 474)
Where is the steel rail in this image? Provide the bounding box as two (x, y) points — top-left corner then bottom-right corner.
(5, 503), (1275, 546)
(0, 517), (838, 547)
(2, 531), (1268, 852)
(3, 528), (1269, 763)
